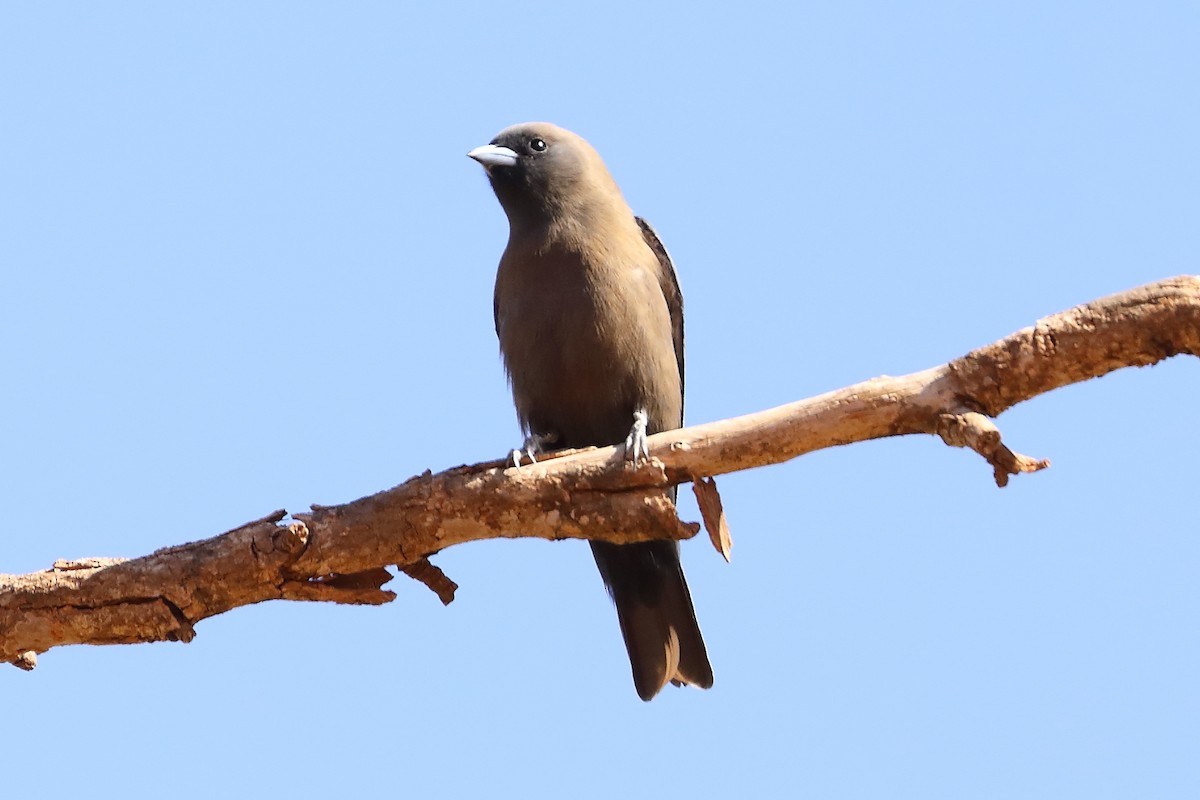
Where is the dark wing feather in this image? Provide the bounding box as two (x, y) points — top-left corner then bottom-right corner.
(635, 217), (684, 409)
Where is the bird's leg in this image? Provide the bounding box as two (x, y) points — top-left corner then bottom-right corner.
(511, 431), (558, 468)
(624, 408), (650, 463)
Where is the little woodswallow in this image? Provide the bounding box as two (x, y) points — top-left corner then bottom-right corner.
(469, 122), (712, 700)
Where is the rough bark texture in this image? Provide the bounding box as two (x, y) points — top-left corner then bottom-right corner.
(2, 276), (1197, 669)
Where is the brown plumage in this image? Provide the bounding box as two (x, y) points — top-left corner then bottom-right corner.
(469, 122), (713, 700)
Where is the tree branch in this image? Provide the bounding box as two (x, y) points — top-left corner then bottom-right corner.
(2, 276), (1197, 668)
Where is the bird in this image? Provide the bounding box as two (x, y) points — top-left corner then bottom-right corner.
(468, 122), (713, 700)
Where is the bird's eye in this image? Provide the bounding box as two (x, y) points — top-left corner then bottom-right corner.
(529, 138), (547, 152)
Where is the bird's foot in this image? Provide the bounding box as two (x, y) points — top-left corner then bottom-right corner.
(624, 409), (650, 464)
(510, 432), (557, 468)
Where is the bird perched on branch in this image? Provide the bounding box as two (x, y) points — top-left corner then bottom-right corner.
(468, 122), (713, 700)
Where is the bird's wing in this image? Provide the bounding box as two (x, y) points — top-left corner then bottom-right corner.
(493, 290), (501, 338)
(634, 217), (685, 407)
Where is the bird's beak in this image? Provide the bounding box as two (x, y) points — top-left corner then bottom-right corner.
(468, 144), (519, 170)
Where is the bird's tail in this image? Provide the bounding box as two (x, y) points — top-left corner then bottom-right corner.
(590, 539), (713, 701)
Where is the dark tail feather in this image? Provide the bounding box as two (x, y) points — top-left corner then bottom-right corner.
(590, 539), (713, 701)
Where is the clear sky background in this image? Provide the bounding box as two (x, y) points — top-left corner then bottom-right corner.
(3, 3), (1198, 797)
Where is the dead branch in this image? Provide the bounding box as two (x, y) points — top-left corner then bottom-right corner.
(2, 276), (1197, 669)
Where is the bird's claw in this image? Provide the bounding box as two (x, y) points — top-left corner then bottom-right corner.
(624, 409), (650, 463)
(511, 432), (556, 468)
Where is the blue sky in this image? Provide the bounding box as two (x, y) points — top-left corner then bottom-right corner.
(3, 3), (1198, 797)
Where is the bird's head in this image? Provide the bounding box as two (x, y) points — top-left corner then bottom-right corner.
(468, 122), (623, 231)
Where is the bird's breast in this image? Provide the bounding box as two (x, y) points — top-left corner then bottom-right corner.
(494, 243), (681, 448)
